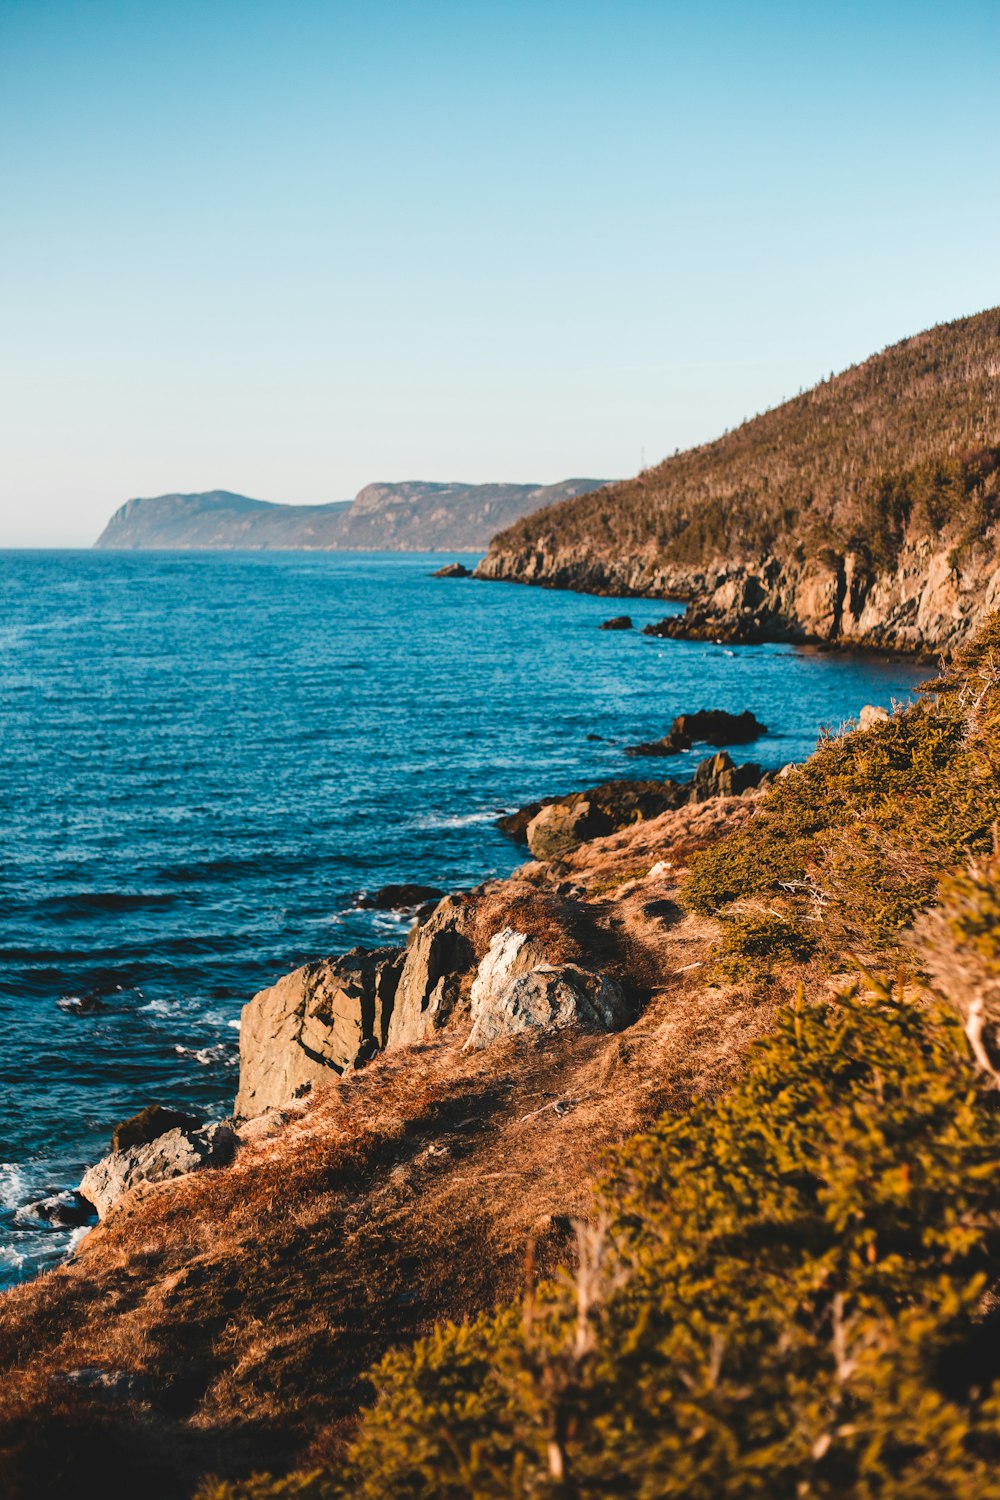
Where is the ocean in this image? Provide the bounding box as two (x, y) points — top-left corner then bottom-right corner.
(0, 549), (925, 1286)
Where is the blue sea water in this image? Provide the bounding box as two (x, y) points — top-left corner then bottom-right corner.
(0, 549), (925, 1287)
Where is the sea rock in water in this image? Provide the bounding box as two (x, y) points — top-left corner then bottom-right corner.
(386, 894), (477, 1049)
(464, 929), (628, 1051)
(624, 729), (690, 758)
(236, 946), (404, 1118)
(432, 562), (472, 578)
(80, 1122), (238, 1220)
(625, 708), (767, 757)
(672, 708), (767, 744)
(600, 615), (633, 630)
(111, 1103), (202, 1154)
(15, 1190), (95, 1230)
(354, 883), (445, 911)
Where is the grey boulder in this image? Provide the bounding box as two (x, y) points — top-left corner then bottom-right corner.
(80, 1122), (237, 1220)
(464, 927), (629, 1051)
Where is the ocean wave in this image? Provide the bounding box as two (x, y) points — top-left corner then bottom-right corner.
(174, 1042), (237, 1068)
(407, 809), (500, 831)
(0, 1163), (29, 1210)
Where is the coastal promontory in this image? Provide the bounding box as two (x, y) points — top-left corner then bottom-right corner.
(94, 477), (610, 553)
(476, 309), (1000, 655)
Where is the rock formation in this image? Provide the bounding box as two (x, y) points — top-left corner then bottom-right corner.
(110, 1103), (202, 1153)
(464, 929), (629, 1051)
(385, 895), (476, 1049)
(236, 947), (404, 1117)
(475, 311), (1000, 655)
(80, 1122), (237, 1219)
(625, 708), (767, 757)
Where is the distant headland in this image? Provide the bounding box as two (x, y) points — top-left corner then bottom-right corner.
(93, 478), (611, 553)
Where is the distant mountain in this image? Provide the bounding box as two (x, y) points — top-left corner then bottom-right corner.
(477, 309), (1000, 653)
(94, 479), (611, 552)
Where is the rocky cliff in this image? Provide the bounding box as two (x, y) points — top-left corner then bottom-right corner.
(94, 478), (610, 553)
(476, 309), (1000, 654)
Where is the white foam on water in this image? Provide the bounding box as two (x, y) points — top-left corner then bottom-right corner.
(408, 809), (498, 831)
(0, 1162), (28, 1210)
(174, 1042), (236, 1067)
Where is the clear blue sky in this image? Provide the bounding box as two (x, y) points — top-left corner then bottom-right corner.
(1, 0), (998, 545)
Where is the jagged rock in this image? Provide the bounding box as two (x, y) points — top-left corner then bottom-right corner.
(79, 1122), (238, 1220)
(624, 730), (690, 757)
(464, 930), (628, 1050)
(689, 751), (769, 801)
(600, 615), (633, 630)
(236, 946), (404, 1118)
(859, 703), (890, 730)
(625, 708), (767, 757)
(111, 1103), (202, 1153)
(386, 895), (477, 1048)
(498, 779), (686, 846)
(526, 800), (603, 860)
(432, 562), (472, 578)
(467, 928), (550, 1010)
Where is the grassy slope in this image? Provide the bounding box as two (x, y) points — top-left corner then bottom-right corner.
(207, 614), (1000, 1499)
(485, 309), (1000, 575)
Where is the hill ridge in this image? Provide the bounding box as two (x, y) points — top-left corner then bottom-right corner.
(476, 308), (1000, 654)
(95, 478), (611, 553)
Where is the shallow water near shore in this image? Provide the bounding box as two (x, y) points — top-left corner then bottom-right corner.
(0, 549), (924, 1286)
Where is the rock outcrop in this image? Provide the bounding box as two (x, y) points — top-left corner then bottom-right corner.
(499, 779), (688, 846)
(432, 562), (472, 578)
(600, 615), (633, 630)
(526, 800), (605, 860)
(464, 929), (629, 1051)
(111, 1103), (202, 1153)
(236, 946), (404, 1118)
(689, 751), (770, 801)
(385, 895), (476, 1049)
(503, 757), (771, 859)
(474, 312), (1000, 656)
(80, 1122), (237, 1219)
(635, 545), (1000, 655)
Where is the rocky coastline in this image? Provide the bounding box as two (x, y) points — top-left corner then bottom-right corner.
(3, 660), (987, 1497)
(56, 719), (776, 1227)
(474, 536), (1000, 656)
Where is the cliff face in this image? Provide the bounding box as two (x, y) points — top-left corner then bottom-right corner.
(94, 478), (610, 553)
(477, 309), (1000, 653)
(478, 536), (1000, 654)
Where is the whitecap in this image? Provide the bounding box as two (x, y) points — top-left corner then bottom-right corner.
(0, 1163), (28, 1209)
(408, 809), (498, 831)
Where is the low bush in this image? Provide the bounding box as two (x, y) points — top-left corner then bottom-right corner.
(708, 908), (817, 981)
(220, 988), (1000, 1498)
(327, 987), (1000, 1498)
(682, 649), (1000, 951)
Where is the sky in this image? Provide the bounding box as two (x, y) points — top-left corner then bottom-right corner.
(1, 0), (998, 546)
